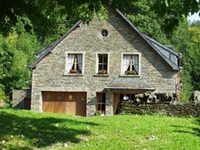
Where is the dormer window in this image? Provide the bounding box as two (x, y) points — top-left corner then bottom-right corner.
(66, 53), (83, 74)
(122, 53), (141, 76)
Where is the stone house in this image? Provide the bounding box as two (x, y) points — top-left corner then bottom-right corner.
(29, 9), (182, 116)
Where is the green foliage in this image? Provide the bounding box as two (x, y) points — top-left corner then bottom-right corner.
(6, 31), (40, 89)
(0, 19), (40, 98)
(0, 88), (6, 101)
(153, 0), (200, 35)
(187, 25), (200, 90)
(171, 21), (200, 100)
(0, 0), (199, 38)
(125, 0), (169, 44)
(0, 35), (13, 99)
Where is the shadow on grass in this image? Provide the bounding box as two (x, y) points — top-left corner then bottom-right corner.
(171, 118), (200, 137)
(0, 110), (98, 149)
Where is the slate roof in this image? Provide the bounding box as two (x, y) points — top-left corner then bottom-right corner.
(29, 9), (181, 70)
(142, 34), (181, 70)
(106, 78), (155, 91)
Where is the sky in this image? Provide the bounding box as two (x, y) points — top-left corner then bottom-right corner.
(187, 12), (200, 22)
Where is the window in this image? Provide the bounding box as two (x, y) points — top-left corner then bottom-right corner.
(66, 53), (83, 74)
(122, 53), (140, 75)
(96, 92), (106, 114)
(97, 54), (108, 74)
(101, 29), (108, 37)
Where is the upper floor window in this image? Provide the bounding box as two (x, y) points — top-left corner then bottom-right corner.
(97, 54), (108, 74)
(122, 53), (140, 76)
(66, 53), (83, 74)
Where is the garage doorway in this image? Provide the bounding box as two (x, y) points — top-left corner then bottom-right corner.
(42, 91), (86, 116)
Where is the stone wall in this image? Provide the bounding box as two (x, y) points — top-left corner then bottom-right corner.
(12, 89), (31, 109)
(193, 91), (200, 103)
(121, 101), (200, 117)
(31, 9), (178, 115)
(175, 72), (182, 100)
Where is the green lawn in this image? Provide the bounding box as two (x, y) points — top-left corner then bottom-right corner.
(0, 109), (199, 150)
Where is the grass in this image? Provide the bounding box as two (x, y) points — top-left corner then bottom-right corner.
(0, 109), (199, 150)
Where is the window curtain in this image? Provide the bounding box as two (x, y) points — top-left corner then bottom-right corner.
(123, 55), (139, 74)
(123, 55), (130, 73)
(132, 55), (139, 74)
(67, 54), (75, 73)
(77, 54), (82, 72)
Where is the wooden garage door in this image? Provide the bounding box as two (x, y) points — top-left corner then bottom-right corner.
(42, 92), (86, 116)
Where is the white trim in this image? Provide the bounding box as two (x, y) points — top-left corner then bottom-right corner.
(120, 52), (141, 76)
(95, 52), (110, 74)
(65, 51), (85, 75)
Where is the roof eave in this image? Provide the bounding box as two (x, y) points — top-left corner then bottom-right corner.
(172, 66), (181, 71)
(28, 64), (34, 70)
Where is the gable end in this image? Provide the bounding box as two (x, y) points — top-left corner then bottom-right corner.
(29, 9), (181, 71)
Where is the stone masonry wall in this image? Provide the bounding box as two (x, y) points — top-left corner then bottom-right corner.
(121, 101), (200, 117)
(193, 91), (200, 103)
(31, 10), (177, 116)
(12, 89), (31, 109)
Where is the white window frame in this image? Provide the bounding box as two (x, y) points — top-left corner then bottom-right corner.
(65, 51), (85, 75)
(96, 52), (110, 74)
(121, 52), (141, 76)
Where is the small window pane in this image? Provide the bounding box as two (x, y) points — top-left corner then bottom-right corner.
(99, 55), (103, 63)
(101, 29), (108, 37)
(99, 65), (103, 70)
(103, 64), (108, 70)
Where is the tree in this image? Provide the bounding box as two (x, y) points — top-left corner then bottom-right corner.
(171, 20), (200, 100)
(0, 35), (13, 99)
(187, 24), (200, 90)
(0, 20), (40, 99)
(153, 0), (200, 35)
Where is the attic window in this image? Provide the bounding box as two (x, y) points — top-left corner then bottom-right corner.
(101, 29), (108, 37)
